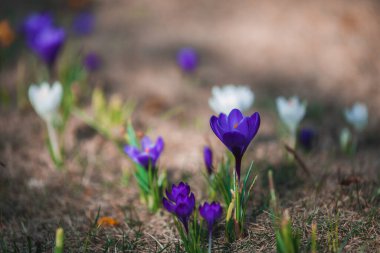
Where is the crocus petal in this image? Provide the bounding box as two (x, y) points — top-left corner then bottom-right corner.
(51, 81), (63, 108)
(210, 115), (224, 141)
(247, 112), (261, 139)
(162, 198), (175, 213)
(175, 202), (193, 218)
(125, 135), (164, 170)
(170, 182), (190, 201)
(140, 136), (153, 150)
(203, 146), (213, 175)
(235, 117), (250, 137)
(155, 137), (164, 153)
(22, 12), (53, 39)
(165, 188), (175, 202)
(124, 146), (141, 163)
(29, 26), (66, 66)
(136, 154), (153, 168)
(227, 109), (244, 129)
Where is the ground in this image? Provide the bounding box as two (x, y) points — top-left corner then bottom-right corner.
(1, 0), (380, 252)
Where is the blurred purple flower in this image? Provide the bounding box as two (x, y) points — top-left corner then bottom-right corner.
(163, 182), (195, 233)
(72, 12), (95, 35)
(176, 47), (198, 73)
(199, 201), (222, 233)
(124, 136), (164, 170)
(298, 127), (316, 151)
(203, 146), (213, 175)
(210, 109), (260, 181)
(83, 52), (101, 72)
(22, 12), (53, 41)
(28, 26), (66, 67)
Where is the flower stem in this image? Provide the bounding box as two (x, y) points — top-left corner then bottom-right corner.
(183, 220), (189, 234)
(208, 231), (212, 253)
(235, 155), (242, 182)
(234, 173), (241, 236)
(46, 120), (62, 164)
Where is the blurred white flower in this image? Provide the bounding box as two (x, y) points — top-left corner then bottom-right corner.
(28, 81), (63, 121)
(344, 102), (368, 132)
(208, 85), (254, 114)
(276, 96), (307, 135)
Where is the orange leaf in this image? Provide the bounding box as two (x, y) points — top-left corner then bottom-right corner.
(0, 20), (15, 48)
(97, 217), (119, 227)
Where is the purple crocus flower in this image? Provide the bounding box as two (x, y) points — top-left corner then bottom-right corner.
(22, 12), (53, 41)
(203, 146), (213, 175)
(176, 47), (198, 73)
(199, 201), (222, 252)
(72, 11), (95, 35)
(298, 127), (315, 151)
(124, 136), (164, 170)
(83, 52), (101, 72)
(163, 182), (195, 233)
(210, 109), (260, 181)
(199, 201), (223, 232)
(28, 26), (66, 67)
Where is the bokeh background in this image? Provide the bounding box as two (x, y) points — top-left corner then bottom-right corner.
(1, 0), (380, 251)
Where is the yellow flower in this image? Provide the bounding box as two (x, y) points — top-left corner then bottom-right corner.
(0, 20), (15, 48)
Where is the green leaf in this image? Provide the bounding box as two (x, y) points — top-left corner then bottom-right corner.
(126, 121), (139, 147)
(134, 166), (149, 193)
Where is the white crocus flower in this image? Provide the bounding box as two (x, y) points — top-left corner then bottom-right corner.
(28, 81), (63, 122)
(276, 96), (307, 135)
(28, 81), (63, 164)
(344, 102), (368, 132)
(208, 85), (254, 114)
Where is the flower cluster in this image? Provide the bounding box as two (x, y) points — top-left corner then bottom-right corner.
(163, 182), (195, 233)
(163, 182), (222, 252)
